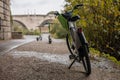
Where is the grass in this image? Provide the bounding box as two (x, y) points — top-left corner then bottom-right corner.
(90, 48), (120, 65)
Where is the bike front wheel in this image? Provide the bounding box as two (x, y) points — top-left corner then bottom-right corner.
(66, 34), (76, 58)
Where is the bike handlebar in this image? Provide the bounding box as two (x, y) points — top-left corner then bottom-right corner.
(54, 11), (59, 15)
(54, 4), (83, 16)
(73, 4), (83, 10)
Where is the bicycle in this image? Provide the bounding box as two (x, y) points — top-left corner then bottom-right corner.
(36, 34), (42, 41)
(55, 4), (91, 75)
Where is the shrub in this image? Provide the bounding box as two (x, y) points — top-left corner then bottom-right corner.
(50, 20), (68, 39)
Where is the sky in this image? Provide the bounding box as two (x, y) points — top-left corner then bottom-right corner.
(10, 0), (66, 15)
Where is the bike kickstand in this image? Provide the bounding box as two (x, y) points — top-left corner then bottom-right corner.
(68, 56), (78, 69)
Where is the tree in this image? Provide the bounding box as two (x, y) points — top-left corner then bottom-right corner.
(65, 0), (120, 60)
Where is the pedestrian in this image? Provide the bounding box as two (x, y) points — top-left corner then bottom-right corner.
(48, 35), (52, 44)
(36, 37), (39, 41)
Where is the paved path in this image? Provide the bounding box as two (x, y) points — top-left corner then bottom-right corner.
(41, 34), (65, 43)
(0, 35), (37, 55)
(0, 34), (64, 55)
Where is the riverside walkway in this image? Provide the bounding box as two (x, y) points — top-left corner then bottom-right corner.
(0, 35), (37, 55)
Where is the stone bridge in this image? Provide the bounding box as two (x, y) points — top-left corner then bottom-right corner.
(12, 13), (55, 30)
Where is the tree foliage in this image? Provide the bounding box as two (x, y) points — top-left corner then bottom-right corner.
(51, 19), (67, 38)
(65, 0), (120, 60)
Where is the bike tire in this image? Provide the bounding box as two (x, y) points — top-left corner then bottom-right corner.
(81, 45), (91, 75)
(66, 34), (74, 55)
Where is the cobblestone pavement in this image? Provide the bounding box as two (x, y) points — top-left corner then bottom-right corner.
(0, 34), (120, 80)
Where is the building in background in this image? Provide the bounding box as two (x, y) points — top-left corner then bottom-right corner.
(0, 0), (11, 40)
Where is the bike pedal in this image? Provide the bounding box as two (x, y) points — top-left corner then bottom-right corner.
(69, 55), (76, 59)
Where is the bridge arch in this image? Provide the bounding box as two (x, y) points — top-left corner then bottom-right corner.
(13, 20), (28, 30)
(40, 19), (54, 26)
(38, 19), (54, 33)
(12, 14), (55, 30)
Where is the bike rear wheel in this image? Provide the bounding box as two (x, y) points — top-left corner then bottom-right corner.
(81, 45), (91, 75)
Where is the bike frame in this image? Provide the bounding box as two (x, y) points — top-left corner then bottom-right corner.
(68, 21), (88, 50)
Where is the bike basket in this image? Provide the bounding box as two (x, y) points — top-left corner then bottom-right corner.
(58, 14), (68, 31)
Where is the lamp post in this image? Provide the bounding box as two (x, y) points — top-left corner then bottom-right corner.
(46, 22), (54, 33)
(48, 23), (50, 33)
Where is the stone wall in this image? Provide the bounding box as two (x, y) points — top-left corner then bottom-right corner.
(12, 32), (23, 39)
(0, 0), (11, 40)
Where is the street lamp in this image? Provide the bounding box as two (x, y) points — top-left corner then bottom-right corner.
(45, 21), (54, 33)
